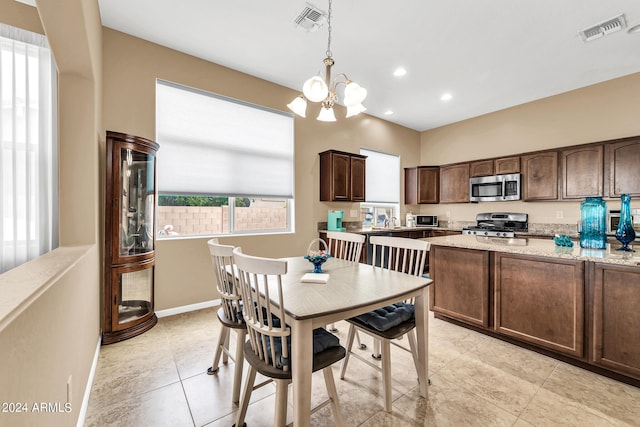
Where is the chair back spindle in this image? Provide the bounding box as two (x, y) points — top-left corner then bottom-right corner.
(208, 238), (242, 323)
(326, 231), (365, 263)
(233, 247), (291, 371)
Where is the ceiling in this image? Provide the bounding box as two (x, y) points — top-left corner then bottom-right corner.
(97, 0), (640, 132)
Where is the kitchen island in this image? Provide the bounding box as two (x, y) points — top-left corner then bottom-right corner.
(425, 234), (640, 387)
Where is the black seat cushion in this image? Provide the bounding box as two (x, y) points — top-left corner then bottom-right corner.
(352, 302), (415, 332)
(266, 327), (340, 369)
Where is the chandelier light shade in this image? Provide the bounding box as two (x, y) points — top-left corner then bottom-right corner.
(303, 76), (329, 102)
(286, 95), (308, 118)
(287, 0), (367, 121)
(317, 106), (337, 122)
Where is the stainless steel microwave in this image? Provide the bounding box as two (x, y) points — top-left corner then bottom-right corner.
(415, 214), (438, 227)
(470, 173), (521, 202)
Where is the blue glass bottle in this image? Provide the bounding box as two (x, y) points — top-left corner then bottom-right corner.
(579, 197), (607, 249)
(615, 194), (636, 252)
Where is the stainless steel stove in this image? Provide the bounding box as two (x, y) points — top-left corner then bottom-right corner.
(462, 212), (528, 238)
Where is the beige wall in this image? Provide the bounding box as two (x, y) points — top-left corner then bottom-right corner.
(101, 28), (421, 310)
(417, 73), (640, 226)
(0, 1), (102, 426)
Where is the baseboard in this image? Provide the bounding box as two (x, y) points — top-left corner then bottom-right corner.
(76, 335), (101, 427)
(156, 299), (220, 318)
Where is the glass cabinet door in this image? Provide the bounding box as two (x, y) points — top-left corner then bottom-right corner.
(111, 261), (154, 331)
(119, 146), (155, 258)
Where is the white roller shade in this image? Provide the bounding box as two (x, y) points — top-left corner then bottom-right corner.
(156, 80), (294, 198)
(361, 148), (399, 203)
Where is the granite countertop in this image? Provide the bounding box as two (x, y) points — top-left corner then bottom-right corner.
(424, 234), (640, 267)
(320, 226), (456, 234)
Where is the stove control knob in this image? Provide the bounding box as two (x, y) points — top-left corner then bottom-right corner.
(483, 231), (489, 236)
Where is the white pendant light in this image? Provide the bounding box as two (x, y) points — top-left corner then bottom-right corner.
(317, 106), (337, 122)
(343, 82), (367, 107)
(286, 95), (307, 117)
(287, 0), (367, 121)
(346, 103), (366, 118)
(302, 76), (329, 103)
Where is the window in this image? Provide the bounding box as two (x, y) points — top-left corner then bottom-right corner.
(359, 148), (399, 227)
(0, 24), (57, 274)
(155, 80), (294, 237)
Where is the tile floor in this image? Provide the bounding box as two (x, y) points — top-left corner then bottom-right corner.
(85, 307), (640, 426)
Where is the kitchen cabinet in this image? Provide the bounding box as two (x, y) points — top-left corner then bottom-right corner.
(429, 230), (459, 237)
(430, 246), (490, 327)
(469, 160), (494, 178)
(494, 253), (585, 358)
(592, 263), (640, 379)
(404, 166), (439, 204)
(439, 163), (470, 203)
(522, 151), (558, 201)
(319, 150), (367, 202)
(103, 131), (159, 344)
(561, 144), (604, 199)
(494, 156), (520, 174)
(605, 137), (640, 198)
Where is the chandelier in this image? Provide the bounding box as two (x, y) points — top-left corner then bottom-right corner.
(287, 0), (367, 121)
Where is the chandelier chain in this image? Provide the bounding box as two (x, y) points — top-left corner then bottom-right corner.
(326, 0), (332, 58)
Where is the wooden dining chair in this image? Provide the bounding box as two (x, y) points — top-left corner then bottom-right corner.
(232, 247), (346, 427)
(325, 231), (366, 336)
(206, 238), (246, 406)
(340, 235), (430, 412)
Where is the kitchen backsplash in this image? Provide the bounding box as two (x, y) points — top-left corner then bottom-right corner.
(318, 220), (580, 237)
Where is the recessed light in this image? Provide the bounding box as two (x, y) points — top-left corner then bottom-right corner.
(440, 93), (453, 102)
(384, 110), (394, 115)
(393, 67), (407, 77)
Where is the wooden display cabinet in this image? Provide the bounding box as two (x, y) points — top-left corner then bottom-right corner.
(103, 131), (159, 344)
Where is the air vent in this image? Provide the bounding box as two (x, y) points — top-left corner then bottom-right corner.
(292, 3), (327, 32)
(579, 14), (627, 42)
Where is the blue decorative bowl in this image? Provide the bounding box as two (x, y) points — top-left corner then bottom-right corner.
(304, 254), (331, 273)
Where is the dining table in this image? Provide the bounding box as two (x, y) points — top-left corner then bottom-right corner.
(276, 255), (433, 426)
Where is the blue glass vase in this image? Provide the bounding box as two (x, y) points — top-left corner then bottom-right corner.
(615, 194), (636, 252)
(579, 197), (607, 249)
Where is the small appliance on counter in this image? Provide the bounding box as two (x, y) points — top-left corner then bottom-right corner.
(415, 214), (438, 227)
(327, 210), (346, 231)
(462, 212), (528, 237)
(406, 213), (416, 228)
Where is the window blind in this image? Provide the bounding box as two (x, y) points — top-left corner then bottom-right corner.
(156, 80), (294, 198)
(0, 24), (56, 274)
(361, 148), (400, 204)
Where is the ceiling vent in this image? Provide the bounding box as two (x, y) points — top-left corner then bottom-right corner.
(292, 3), (327, 32)
(579, 14), (627, 42)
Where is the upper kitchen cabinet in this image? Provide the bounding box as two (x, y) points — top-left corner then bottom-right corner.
(439, 163), (470, 203)
(494, 156), (520, 175)
(605, 137), (640, 198)
(405, 166), (439, 204)
(561, 144), (603, 200)
(522, 151), (558, 201)
(469, 160), (494, 178)
(319, 150), (367, 202)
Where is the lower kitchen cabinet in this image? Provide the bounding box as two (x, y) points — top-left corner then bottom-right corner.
(494, 253), (585, 358)
(430, 246), (490, 327)
(592, 263), (640, 379)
